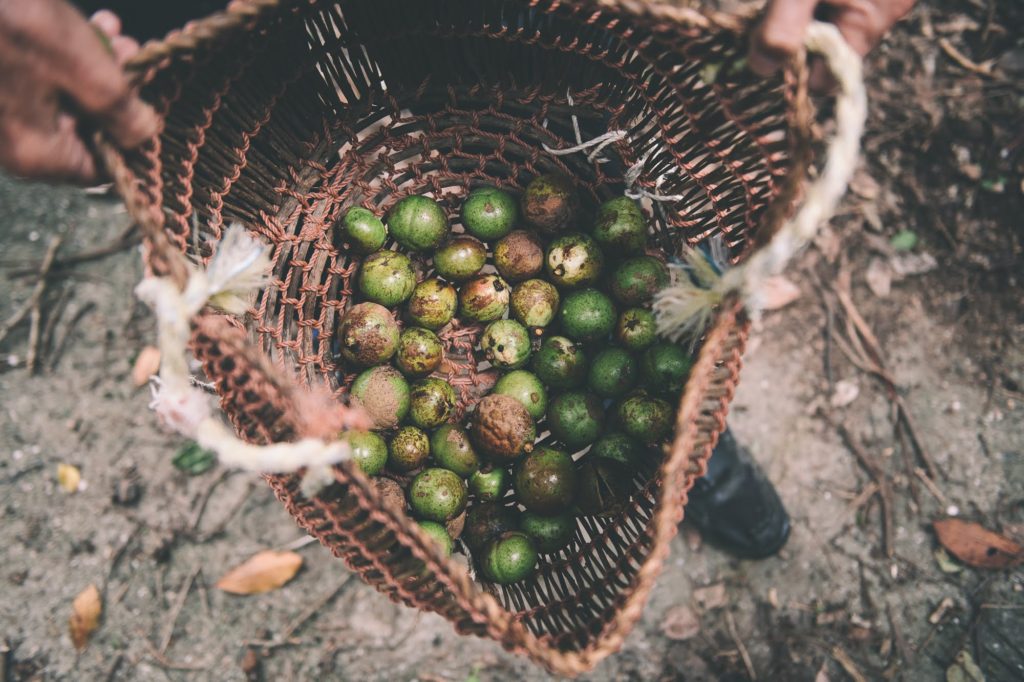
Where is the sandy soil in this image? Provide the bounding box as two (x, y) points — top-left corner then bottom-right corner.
(1, 1), (1021, 680)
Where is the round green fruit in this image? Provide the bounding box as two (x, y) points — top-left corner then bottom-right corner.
(592, 197), (647, 255)
(409, 467), (467, 522)
(470, 394), (536, 463)
(609, 256), (669, 306)
(510, 279), (560, 334)
(559, 288), (616, 343)
(493, 370), (547, 420)
(341, 206), (387, 254)
(547, 391), (604, 449)
(406, 278), (457, 330)
(386, 195), (449, 252)
(640, 343), (693, 397)
(575, 457), (633, 516)
(531, 336), (586, 389)
(395, 327), (444, 378)
(388, 426), (431, 473)
(342, 430), (388, 476)
(338, 302), (399, 368)
(591, 432), (642, 470)
(513, 446), (577, 514)
(588, 347), (637, 398)
(430, 425), (480, 478)
(357, 250), (416, 307)
(521, 174), (580, 235)
(350, 365), (410, 429)
(617, 394), (674, 444)
(433, 235), (487, 282)
(458, 274), (510, 323)
(409, 377), (456, 429)
(417, 520), (453, 557)
(521, 512), (575, 554)
(616, 308), (658, 351)
(482, 532), (537, 584)
(463, 502), (519, 553)
(494, 230), (544, 282)
(545, 233), (604, 289)
(481, 319), (531, 370)
(462, 187), (518, 241)
(469, 466), (510, 502)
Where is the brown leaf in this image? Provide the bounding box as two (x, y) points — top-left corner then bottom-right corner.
(692, 582), (728, 611)
(933, 518), (1024, 569)
(131, 346), (161, 387)
(69, 584), (102, 650)
(216, 550), (303, 594)
(660, 605), (700, 640)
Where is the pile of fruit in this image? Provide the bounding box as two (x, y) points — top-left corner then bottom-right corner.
(336, 175), (693, 585)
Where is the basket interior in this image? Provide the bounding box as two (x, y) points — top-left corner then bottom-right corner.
(130, 0), (798, 658)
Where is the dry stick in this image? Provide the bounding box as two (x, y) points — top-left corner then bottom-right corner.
(46, 301), (96, 373)
(249, 575), (356, 651)
(831, 646), (868, 682)
(886, 604), (914, 666)
(188, 468), (230, 532)
(138, 631), (211, 671)
(196, 480), (255, 541)
(724, 611), (756, 681)
(38, 286), (72, 372)
(914, 467), (948, 505)
(103, 522), (143, 592)
(159, 564), (201, 655)
(836, 423), (895, 559)
(937, 37), (996, 77)
(0, 235), (63, 349)
(4, 223), (139, 278)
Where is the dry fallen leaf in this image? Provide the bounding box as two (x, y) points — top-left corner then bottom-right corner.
(131, 346), (161, 387)
(216, 550), (303, 594)
(660, 605), (700, 640)
(849, 169), (880, 200)
(865, 258), (892, 298)
(933, 518), (1023, 570)
(69, 584), (102, 650)
(692, 582), (728, 611)
(57, 463), (82, 493)
(946, 649), (985, 682)
(830, 380), (860, 409)
(760, 275), (801, 311)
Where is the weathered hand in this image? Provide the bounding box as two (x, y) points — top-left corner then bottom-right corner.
(0, 0), (157, 183)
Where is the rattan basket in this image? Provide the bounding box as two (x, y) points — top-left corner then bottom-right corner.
(102, 0), (826, 674)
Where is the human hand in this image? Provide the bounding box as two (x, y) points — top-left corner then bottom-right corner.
(749, 0), (916, 91)
(0, 0), (157, 183)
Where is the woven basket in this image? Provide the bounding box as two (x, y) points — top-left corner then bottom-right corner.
(104, 0), (819, 674)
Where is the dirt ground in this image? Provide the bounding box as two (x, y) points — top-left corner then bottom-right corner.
(1, 1), (1022, 680)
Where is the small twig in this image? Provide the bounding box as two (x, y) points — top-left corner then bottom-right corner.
(1, 460), (45, 484)
(103, 653), (124, 682)
(249, 575), (356, 651)
(195, 480), (255, 541)
(914, 467), (948, 506)
(103, 523), (143, 592)
(837, 423), (895, 558)
(138, 632), (211, 671)
(46, 301), (96, 372)
(831, 646), (868, 682)
(724, 611), (756, 681)
(38, 285), (72, 373)
(937, 38), (996, 77)
(188, 468), (230, 532)
(275, 534), (318, 552)
(886, 604), (914, 665)
(159, 564), (200, 654)
(0, 235), (63, 349)
(4, 224), (139, 279)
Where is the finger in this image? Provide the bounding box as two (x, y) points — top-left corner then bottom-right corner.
(749, 0), (819, 76)
(89, 10), (121, 38)
(1, 115), (97, 183)
(111, 35), (140, 65)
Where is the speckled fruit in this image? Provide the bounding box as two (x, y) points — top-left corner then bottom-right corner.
(591, 432), (642, 470)
(575, 457), (633, 516)
(559, 288), (616, 343)
(433, 235), (487, 282)
(469, 467), (510, 502)
(458, 274), (510, 323)
(342, 430), (388, 476)
(521, 174), (580, 235)
(510, 279), (559, 334)
(406, 278), (457, 330)
(513, 446), (577, 514)
(494, 230), (543, 282)
(375, 477), (406, 510)
(521, 512), (575, 553)
(357, 250), (416, 307)
(592, 196), (647, 255)
(387, 425), (430, 473)
(409, 377), (456, 429)
(462, 187), (518, 241)
(609, 256), (669, 306)
(463, 502), (518, 552)
(482, 532), (537, 584)
(386, 195), (449, 251)
(547, 391), (604, 449)
(545, 233), (604, 289)
(395, 327), (444, 378)
(430, 425), (480, 478)
(341, 206), (387, 254)
(588, 347), (637, 398)
(470, 394), (536, 462)
(531, 336), (586, 389)
(409, 467), (467, 522)
(617, 393), (674, 443)
(417, 520), (453, 557)
(616, 308), (658, 351)
(493, 370), (547, 420)
(640, 343), (693, 397)
(481, 319), (531, 370)
(338, 302), (399, 367)
(350, 365), (409, 428)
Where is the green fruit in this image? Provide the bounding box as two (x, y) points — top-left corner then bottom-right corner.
(458, 274), (510, 322)
(430, 425), (480, 478)
(341, 206), (387, 254)
(616, 308), (658, 351)
(531, 336), (586, 389)
(350, 365), (410, 428)
(342, 430), (388, 476)
(591, 432), (642, 470)
(510, 279), (560, 334)
(481, 319), (531, 370)
(545, 233), (604, 289)
(388, 426), (431, 473)
(338, 302), (399, 368)
(513, 446), (577, 514)
(521, 512), (575, 553)
(559, 289), (616, 343)
(462, 187), (518, 240)
(610, 256), (669, 306)
(494, 230), (543, 282)
(409, 377), (456, 429)
(395, 327), (444, 378)
(547, 391), (604, 449)
(387, 195), (449, 251)
(406, 278), (457, 330)
(592, 197), (647, 255)
(433, 235), (487, 282)
(588, 347), (637, 398)
(417, 520), (453, 557)
(470, 394), (536, 463)
(640, 343), (693, 397)
(357, 250), (416, 307)
(469, 466), (510, 502)
(521, 174), (580, 235)
(482, 532), (537, 584)
(576, 457), (633, 515)
(409, 467), (468, 522)
(617, 394), (674, 443)
(463, 502), (519, 552)
(493, 370), (547, 420)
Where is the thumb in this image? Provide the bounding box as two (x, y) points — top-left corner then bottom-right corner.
(749, 0), (819, 76)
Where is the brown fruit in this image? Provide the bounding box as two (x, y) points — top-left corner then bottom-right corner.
(470, 394), (537, 463)
(494, 230), (544, 282)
